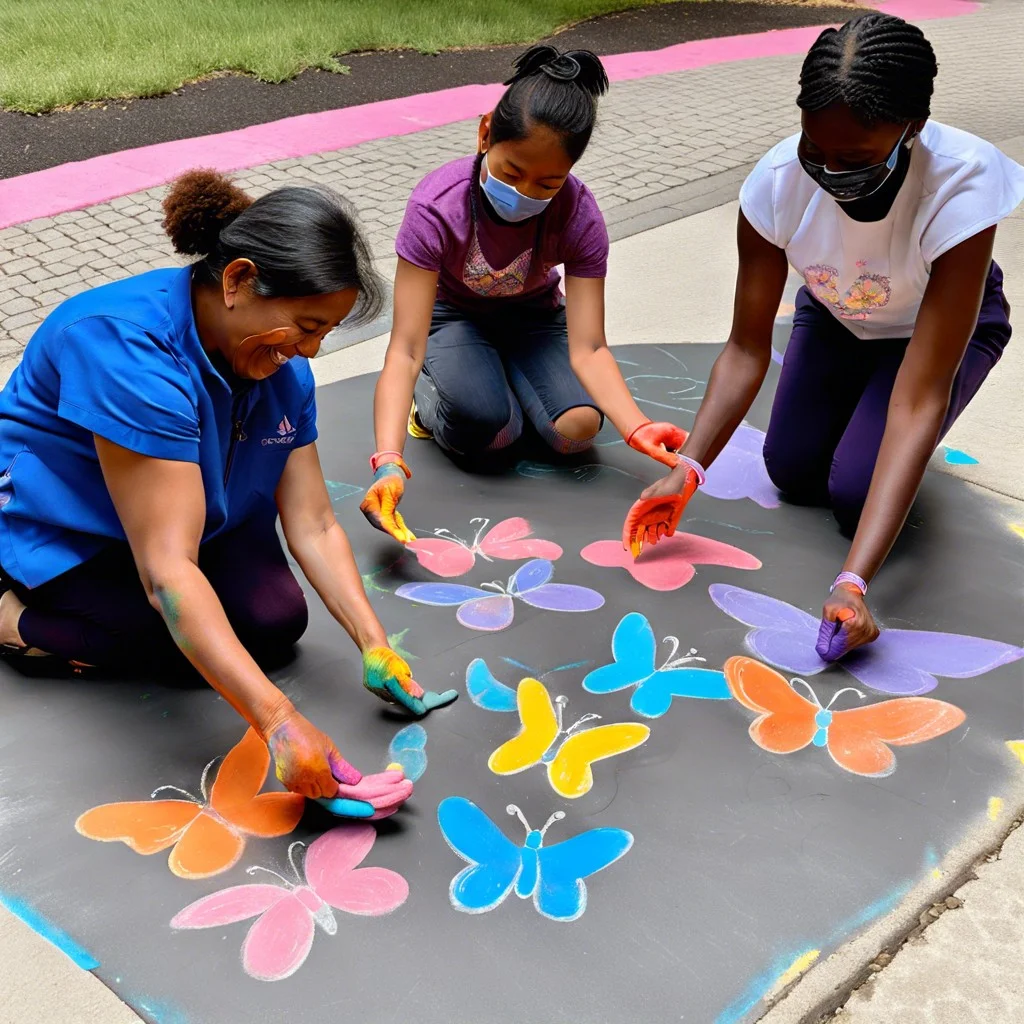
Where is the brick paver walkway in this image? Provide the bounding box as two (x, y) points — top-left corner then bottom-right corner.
(0, 1), (1021, 377)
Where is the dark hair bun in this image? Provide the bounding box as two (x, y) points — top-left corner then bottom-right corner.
(507, 45), (609, 98)
(162, 169), (253, 256)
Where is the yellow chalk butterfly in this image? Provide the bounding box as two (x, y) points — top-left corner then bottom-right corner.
(487, 678), (650, 798)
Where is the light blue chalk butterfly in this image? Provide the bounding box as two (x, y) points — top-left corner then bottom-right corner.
(466, 657), (591, 713)
(437, 796), (632, 922)
(386, 724), (428, 782)
(583, 612), (730, 718)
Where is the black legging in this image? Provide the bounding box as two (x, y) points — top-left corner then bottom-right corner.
(2, 516), (307, 669)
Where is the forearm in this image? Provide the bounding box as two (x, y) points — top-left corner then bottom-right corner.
(373, 344), (422, 454)
(147, 561), (290, 734)
(844, 401), (947, 583)
(570, 346), (647, 437)
(287, 520), (388, 652)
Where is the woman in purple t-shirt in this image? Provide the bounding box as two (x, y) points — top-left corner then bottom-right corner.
(360, 45), (686, 543)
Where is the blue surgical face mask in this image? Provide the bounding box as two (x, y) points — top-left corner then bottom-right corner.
(479, 152), (553, 223)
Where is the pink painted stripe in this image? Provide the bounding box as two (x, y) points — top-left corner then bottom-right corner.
(0, 0), (978, 230)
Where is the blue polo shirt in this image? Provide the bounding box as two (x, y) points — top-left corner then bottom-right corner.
(0, 267), (317, 588)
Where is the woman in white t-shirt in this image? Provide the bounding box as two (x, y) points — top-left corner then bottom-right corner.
(624, 13), (1024, 659)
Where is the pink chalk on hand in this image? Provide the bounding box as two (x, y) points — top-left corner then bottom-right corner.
(581, 533), (762, 591)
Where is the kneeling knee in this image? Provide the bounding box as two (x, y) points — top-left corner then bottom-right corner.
(763, 445), (829, 505)
(239, 581), (308, 652)
(548, 406), (600, 453)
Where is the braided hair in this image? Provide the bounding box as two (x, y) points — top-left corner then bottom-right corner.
(797, 13), (938, 125)
(489, 45), (610, 162)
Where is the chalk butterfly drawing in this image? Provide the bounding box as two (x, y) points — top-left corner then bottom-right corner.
(407, 516), (562, 578)
(583, 612), (730, 719)
(437, 797), (632, 922)
(488, 678), (649, 798)
(581, 532), (761, 592)
(702, 424), (782, 509)
(76, 729), (303, 879)
(395, 559), (604, 632)
(466, 656), (590, 713)
(724, 657), (966, 777)
(709, 584), (1024, 696)
(386, 724), (428, 782)
(171, 825), (408, 981)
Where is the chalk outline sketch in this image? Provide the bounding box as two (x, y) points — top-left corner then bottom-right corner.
(325, 480), (364, 503)
(437, 796), (633, 922)
(709, 583), (1024, 696)
(487, 678), (650, 799)
(724, 656), (966, 777)
(170, 825), (408, 981)
(466, 656), (591, 712)
(395, 559), (604, 633)
(583, 612), (731, 718)
(406, 516), (563, 578)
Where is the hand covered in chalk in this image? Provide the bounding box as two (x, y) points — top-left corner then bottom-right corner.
(816, 585), (879, 661)
(362, 646), (459, 716)
(360, 458), (416, 545)
(625, 420), (688, 468)
(319, 769), (414, 820)
(622, 466), (700, 559)
(265, 708), (368, 809)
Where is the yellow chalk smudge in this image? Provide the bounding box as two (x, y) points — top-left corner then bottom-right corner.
(1006, 741), (1024, 766)
(931, 868), (942, 880)
(1010, 523), (1024, 541)
(386, 762), (403, 772)
(988, 797), (1004, 821)
(772, 949), (820, 992)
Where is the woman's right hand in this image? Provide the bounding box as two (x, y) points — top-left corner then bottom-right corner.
(622, 465), (700, 558)
(360, 459), (416, 544)
(264, 705), (363, 799)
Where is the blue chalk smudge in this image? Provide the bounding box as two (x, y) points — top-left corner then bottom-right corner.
(0, 891), (99, 970)
(133, 996), (190, 1024)
(326, 480), (364, 502)
(942, 447), (979, 465)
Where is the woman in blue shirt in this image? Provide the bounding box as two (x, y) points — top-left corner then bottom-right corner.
(0, 171), (451, 814)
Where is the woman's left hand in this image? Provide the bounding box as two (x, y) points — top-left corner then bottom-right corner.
(817, 584), (880, 661)
(320, 768), (414, 820)
(362, 646), (458, 716)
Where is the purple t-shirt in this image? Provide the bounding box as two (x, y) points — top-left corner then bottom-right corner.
(395, 156), (609, 311)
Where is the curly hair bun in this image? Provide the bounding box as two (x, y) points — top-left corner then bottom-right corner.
(162, 169), (253, 256)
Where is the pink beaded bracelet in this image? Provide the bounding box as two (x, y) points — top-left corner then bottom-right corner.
(831, 571), (868, 596)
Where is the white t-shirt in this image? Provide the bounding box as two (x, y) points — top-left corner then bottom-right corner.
(739, 121), (1024, 340)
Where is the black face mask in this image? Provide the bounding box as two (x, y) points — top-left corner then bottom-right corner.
(799, 124), (913, 202)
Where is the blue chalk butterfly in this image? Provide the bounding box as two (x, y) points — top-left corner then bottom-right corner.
(396, 559), (604, 633)
(437, 796), (633, 922)
(386, 724), (428, 782)
(583, 612), (730, 718)
(466, 657), (591, 713)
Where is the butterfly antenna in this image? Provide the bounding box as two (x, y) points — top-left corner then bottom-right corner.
(789, 678), (822, 708)
(430, 527), (465, 546)
(661, 635), (681, 665)
(554, 694), (569, 733)
(826, 686), (867, 710)
(566, 712), (602, 736)
(540, 810), (566, 837)
(150, 785), (200, 804)
(480, 580), (505, 595)
(246, 864), (293, 888)
(287, 840), (307, 882)
(503, 657), (533, 674)
(506, 804), (531, 835)
(198, 755), (223, 803)
(469, 517), (490, 551)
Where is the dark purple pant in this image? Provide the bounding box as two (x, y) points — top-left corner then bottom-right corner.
(763, 262), (1011, 534)
(4, 517), (307, 670)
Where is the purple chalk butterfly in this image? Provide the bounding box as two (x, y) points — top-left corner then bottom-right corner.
(702, 423), (781, 509)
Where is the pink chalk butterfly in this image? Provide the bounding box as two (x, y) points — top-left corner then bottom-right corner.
(407, 517), (562, 578)
(170, 825), (408, 982)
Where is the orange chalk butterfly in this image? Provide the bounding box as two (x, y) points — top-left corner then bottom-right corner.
(75, 728), (304, 879)
(724, 656), (966, 777)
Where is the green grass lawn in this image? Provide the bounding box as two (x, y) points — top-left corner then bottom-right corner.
(0, 0), (682, 113)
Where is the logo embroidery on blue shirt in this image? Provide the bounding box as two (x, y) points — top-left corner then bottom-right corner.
(262, 416), (296, 447)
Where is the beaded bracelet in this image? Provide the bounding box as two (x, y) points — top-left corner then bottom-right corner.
(831, 571), (868, 596)
(369, 450), (404, 473)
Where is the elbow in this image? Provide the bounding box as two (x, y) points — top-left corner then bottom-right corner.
(140, 558), (198, 616)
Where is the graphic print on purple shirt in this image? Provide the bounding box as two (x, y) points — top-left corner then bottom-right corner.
(395, 156), (609, 311)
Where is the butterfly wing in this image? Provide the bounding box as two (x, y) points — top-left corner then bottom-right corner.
(631, 667), (731, 719)
(387, 723), (428, 781)
(702, 424), (781, 509)
(168, 810), (246, 879)
(406, 537), (476, 578)
(75, 800), (200, 855)
(724, 656), (818, 754)
(241, 893), (316, 982)
(466, 658), (518, 712)
(211, 728), (305, 838)
(488, 679), (560, 776)
(583, 612), (657, 696)
(580, 539), (696, 591)
(509, 558), (554, 593)
(534, 828), (634, 922)
(305, 825), (409, 915)
(548, 723), (651, 799)
(517, 583), (605, 613)
(827, 698), (966, 777)
(437, 796), (523, 914)
(457, 594), (515, 631)
(709, 584), (826, 676)
(171, 884), (287, 929)
(395, 582), (492, 606)
(842, 630), (1024, 696)
(479, 518), (564, 562)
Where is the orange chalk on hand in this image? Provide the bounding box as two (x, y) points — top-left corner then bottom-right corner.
(836, 608), (856, 623)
